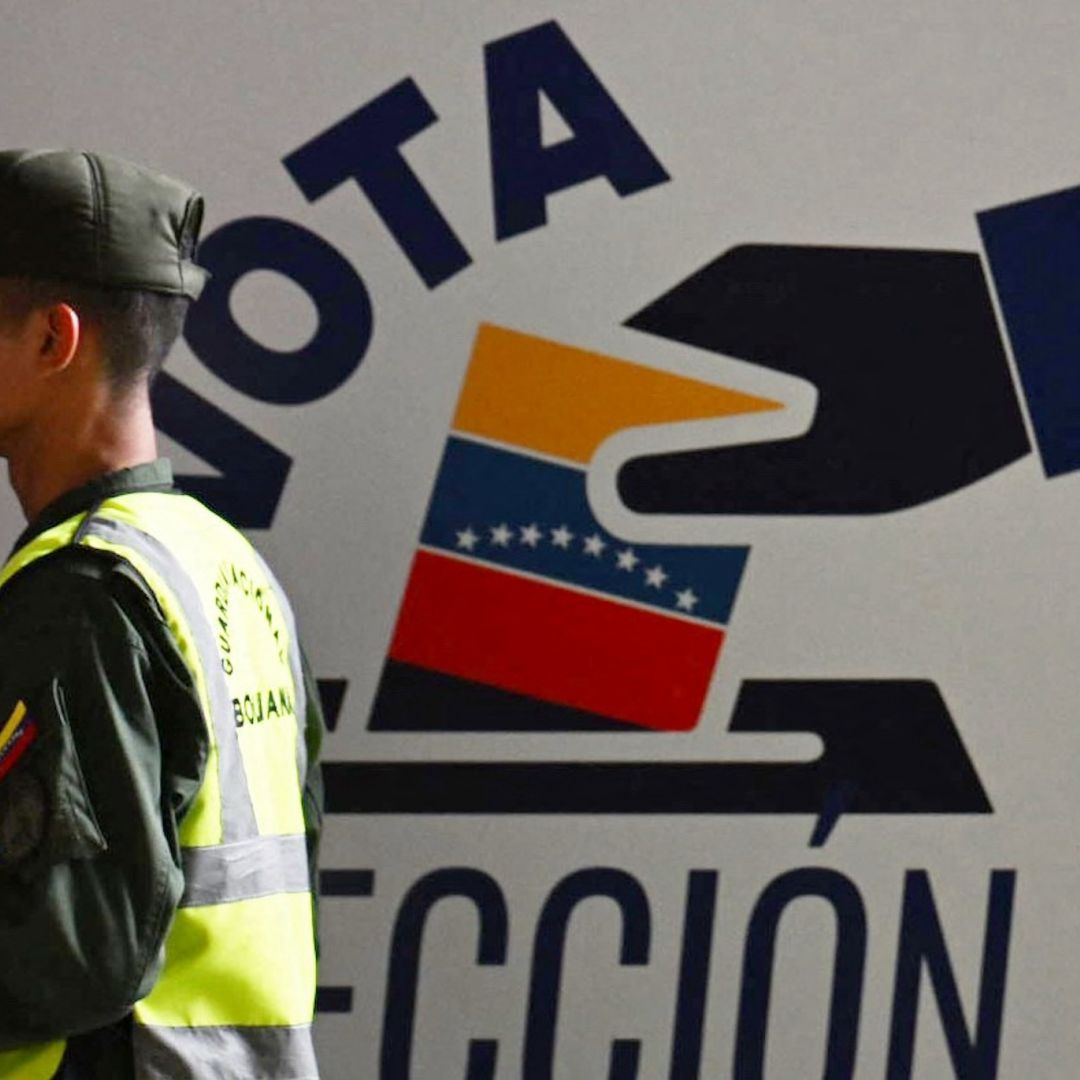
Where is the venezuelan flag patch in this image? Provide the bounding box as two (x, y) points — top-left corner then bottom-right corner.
(0, 701), (38, 782)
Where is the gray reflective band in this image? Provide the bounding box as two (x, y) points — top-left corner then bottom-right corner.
(252, 550), (308, 785)
(181, 833), (310, 907)
(133, 1023), (319, 1080)
(80, 517), (259, 842)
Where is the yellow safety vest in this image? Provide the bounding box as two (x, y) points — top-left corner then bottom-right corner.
(0, 491), (318, 1079)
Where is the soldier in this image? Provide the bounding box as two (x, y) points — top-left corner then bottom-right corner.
(0, 149), (324, 1080)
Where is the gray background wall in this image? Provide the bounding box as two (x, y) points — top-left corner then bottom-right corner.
(3, 3), (1076, 1076)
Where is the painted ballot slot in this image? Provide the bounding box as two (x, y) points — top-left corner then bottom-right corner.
(155, 12), (1080, 826)
(317, 865), (1015, 1080)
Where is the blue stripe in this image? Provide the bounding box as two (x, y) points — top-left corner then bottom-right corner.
(419, 437), (748, 624)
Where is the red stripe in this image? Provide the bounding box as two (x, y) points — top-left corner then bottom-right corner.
(390, 551), (723, 731)
(0, 719), (38, 782)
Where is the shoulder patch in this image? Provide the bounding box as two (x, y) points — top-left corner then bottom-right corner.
(0, 700), (37, 782)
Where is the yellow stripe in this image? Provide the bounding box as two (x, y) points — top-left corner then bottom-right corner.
(0, 700), (26, 753)
(134, 893), (316, 1027)
(451, 323), (782, 464)
(0, 1040), (66, 1079)
(0, 517), (84, 589)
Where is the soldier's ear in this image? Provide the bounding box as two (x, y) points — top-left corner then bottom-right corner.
(39, 302), (80, 374)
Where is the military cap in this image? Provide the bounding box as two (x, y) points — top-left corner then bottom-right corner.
(0, 148), (208, 299)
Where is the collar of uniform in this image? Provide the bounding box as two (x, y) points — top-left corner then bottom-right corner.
(11, 459), (176, 555)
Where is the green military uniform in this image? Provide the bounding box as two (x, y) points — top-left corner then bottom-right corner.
(0, 148), (325, 1078)
(0, 461), (325, 1078)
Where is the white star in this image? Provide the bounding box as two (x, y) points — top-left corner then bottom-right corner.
(645, 564), (668, 589)
(675, 588), (699, 612)
(616, 547), (639, 571)
(490, 523), (513, 547)
(520, 523), (542, 548)
(550, 525), (574, 549)
(583, 533), (606, 557)
(456, 527), (479, 552)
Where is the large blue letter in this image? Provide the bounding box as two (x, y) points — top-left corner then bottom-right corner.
(669, 871), (719, 1080)
(151, 372), (291, 529)
(381, 868), (508, 1080)
(285, 79), (472, 289)
(887, 869), (1015, 1079)
(185, 216), (372, 405)
(525, 867), (650, 1080)
(735, 868), (867, 1079)
(485, 20), (670, 240)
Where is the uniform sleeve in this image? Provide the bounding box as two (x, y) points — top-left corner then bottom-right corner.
(0, 559), (207, 1049)
(299, 645), (325, 958)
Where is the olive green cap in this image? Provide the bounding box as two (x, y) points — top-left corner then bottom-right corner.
(0, 148), (208, 299)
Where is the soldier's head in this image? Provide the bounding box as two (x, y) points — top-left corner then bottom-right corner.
(0, 149), (206, 433)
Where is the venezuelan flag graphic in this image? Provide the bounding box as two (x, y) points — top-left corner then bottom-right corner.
(0, 701), (37, 782)
(371, 324), (781, 733)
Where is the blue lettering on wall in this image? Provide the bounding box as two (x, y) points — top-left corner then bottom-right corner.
(159, 21), (668, 520)
(734, 868), (867, 1079)
(669, 870), (719, 1079)
(325, 865), (1016, 1076)
(381, 868), (508, 1080)
(886, 869), (1015, 1079)
(183, 215), (372, 405)
(485, 20), (670, 240)
(285, 78), (473, 290)
(315, 869), (376, 1014)
(151, 372), (292, 529)
(524, 868), (651, 1080)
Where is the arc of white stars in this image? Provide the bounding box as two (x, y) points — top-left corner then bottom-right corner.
(583, 532), (606, 557)
(456, 526), (479, 552)
(550, 524), (574, 549)
(645, 564), (668, 589)
(615, 547), (639, 571)
(490, 523), (513, 547)
(520, 523), (542, 548)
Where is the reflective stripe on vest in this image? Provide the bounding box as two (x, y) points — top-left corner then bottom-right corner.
(0, 492), (317, 1080)
(132, 1025), (318, 1080)
(82, 514), (258, 843)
